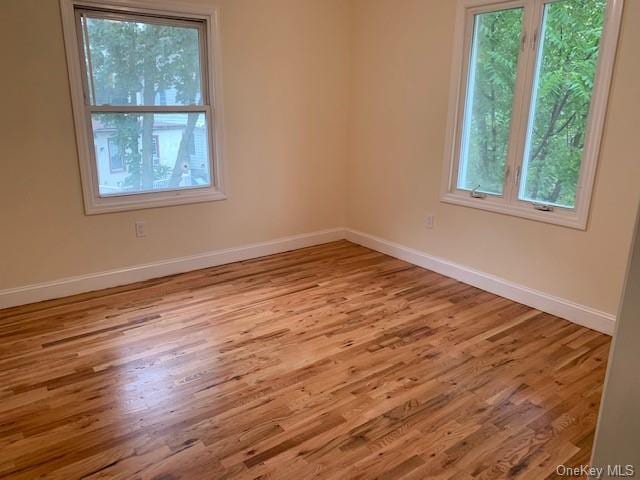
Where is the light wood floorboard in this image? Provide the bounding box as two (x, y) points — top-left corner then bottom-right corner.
(0, 241), (609, 479)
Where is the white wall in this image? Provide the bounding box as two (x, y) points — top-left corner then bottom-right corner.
(591, 206), (640, 475)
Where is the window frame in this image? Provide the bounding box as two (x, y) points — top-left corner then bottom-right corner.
(441, 0), (624, 229)
(60, 0), (226, 214)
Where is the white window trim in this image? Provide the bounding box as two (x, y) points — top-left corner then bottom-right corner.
(60, 0), (227, 214)
(441, 0), (624, 230)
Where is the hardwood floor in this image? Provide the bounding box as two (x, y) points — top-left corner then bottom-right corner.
(0, 241), (609, 479)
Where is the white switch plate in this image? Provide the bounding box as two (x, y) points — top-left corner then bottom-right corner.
(135, 221), (147, 238)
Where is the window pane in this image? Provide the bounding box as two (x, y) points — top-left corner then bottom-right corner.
(92, 113), (211, 196)
(519, 0), (606, 208)
(82, 15), (203, 106)
(458, 7), (524, 195)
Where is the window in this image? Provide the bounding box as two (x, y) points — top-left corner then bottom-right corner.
(442, 0), (623, 229)
(107, 138), (125, 173)
(61, 0), (225, 214)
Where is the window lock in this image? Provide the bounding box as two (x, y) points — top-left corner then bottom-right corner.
(533, 203), (554, 212)
(470, 186), (487, 199)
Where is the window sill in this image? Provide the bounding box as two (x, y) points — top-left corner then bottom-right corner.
(84, 187), (227, 215)
(441, 192), (588, 230)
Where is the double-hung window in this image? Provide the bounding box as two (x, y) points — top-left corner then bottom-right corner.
(61, 0), (225, 214)
(442, 0), (623, 229)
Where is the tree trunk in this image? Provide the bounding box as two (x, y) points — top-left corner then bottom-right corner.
(140, 46), (156, 190)
(529, 90), (571, 198)
(168, 113), (198, 187)
(549, 180), (563, 203)
(140, 114), (154, 189)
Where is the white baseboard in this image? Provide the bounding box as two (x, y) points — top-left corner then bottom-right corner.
(0, 228), (345, 310)
(345, 229), (616, 335)
(0, 226), (616, 335)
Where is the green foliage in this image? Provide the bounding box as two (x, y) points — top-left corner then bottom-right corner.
(523, 0), (605, 207)
(461, 0), (605, 207)
(153, 163), (172, 180)
(85, 17), (201, 189)
(101, 113), (141, 187)
(462, 7), (523, 195)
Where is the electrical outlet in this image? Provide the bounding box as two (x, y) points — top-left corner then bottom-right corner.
(425, 215), (435, 229)
(135, 221), (147, 238)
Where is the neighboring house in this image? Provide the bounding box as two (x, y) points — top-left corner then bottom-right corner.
(93, 89), (209, 195)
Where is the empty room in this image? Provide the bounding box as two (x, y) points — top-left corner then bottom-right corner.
(1, 0), (639, 478)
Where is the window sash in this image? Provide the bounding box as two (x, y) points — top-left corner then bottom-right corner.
(76, 8), (210, 107)
(456, 4), (526, 198)
(449, 0), (537, 203)
(92, 110), (213, 197)
(442, 0), (623, 229)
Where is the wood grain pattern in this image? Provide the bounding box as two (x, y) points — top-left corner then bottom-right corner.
(0, 241), (609, 479)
